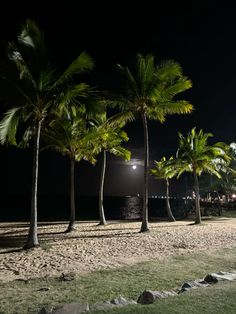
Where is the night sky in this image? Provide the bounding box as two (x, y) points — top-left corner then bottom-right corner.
(0, 1), (236, 197)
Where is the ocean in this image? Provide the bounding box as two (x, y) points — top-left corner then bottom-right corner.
(0, 195), (191, 222)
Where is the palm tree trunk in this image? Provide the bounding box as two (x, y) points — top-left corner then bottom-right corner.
(216, 191), (222, 216)
(226, 193), (230, 209)
(98, 150), (107, 225)
(24, 120), (41, 249)
(140, 112), (150, 232)
(166, 179), (175, 222)
(193, 170), (201, 224)
(66, 157), (76, 232)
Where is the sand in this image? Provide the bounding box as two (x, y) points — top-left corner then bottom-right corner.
(0, 218), (236, 282)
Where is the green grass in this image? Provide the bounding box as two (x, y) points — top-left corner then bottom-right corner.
(92, 281), (236, 313)
(0, 247), (235, 313)
(222, 210), (236, 218)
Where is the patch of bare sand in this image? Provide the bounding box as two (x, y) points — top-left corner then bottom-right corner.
(0, 219), (235, 282)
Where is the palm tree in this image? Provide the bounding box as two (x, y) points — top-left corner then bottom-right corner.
(218, 172), (236, 204)
(43, 114), (99, 232)
(114, 54), (193, 232)
(151, 157), (177, 221)
(0, 19), (94, 248)
(213, 143), (236, 205)
(93, 112), (132, 225)
(176, 128), (230, 224)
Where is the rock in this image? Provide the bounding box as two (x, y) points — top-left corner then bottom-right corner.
(204, 274), (218, 283)
(59, 272), (76, 281)
(37, 287), (50, 292)
(15, 278), (30, 284)
(52, 303), (89, 313)
(90, 301), (116, 312)
(91, 296), (137, 311)
(137, 290), (177, 304)
(110, 296), (137, 306)
(37, 307), (54, 314)
(179, 280), (209, 293)
(204, 271), (236, 283)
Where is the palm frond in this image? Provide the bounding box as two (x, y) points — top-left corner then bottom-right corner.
(156, 60), (183, 81)
(160, 100), (193, 115)
(115, 54), (193, 119)
(7, 42), (35, 84)
(104, 110), (134, 129)
(151, 77), (192, 101)
(38, 68), (55, 91)
(42, 132), (71, 156)
(146, 104), (165, 122)
(18, 19), (44, 50)
(177, 128), (231, 179)
(82, 96), (106, 119)
(0, 74), (35, 105)
(118, 64), (137, 94)
(151, 156), (178, 180)
(18, 127), (33, 148)
(109, 146), (131, 160)
(136, 53), (155, 95)
(55, 52), (94, 86)
(103, 97), (135, 111)
(58, 83), (91, 107)
(0, 107), (21, 145)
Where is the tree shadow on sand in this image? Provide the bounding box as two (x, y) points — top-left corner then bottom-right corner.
(0, 223), (29, 229)
(0, 234), (26, 250)
(60, 231), (139, 241)
(83, 226), (140, 232)
(0, 229), (139, 253)
(0, 230), (66, 252)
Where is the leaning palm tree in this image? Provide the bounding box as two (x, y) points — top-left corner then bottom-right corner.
(151, 156), (177, 221)
(43, 114), (99, 232)
(0, 19), (94, 248)
(176, 128), (230, 224)
(113, 54), (193, 232)
(93, 112), (132, 225)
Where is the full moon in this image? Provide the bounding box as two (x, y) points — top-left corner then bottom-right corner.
(132, 165), (137, 170)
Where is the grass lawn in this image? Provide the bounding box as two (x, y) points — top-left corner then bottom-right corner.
(222, 210), (236, 218)
(92, 281), (236, 313)
(0, 247), (235, 313)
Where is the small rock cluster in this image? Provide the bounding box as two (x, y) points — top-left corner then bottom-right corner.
(37, 271), (236, 313)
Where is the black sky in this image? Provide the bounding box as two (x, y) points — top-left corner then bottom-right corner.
(0, 0), (236, 197)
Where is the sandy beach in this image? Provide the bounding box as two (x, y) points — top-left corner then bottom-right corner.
(0, 218), (236, 282)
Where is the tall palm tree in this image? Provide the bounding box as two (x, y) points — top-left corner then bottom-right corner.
(0, 19), (94, 248)
(176, 128), (230, 224)
(151, 156), (177, 221)
(93, 112), (132, 225)
(212, 142), (236, 205)
(43, 114), (99, 232)
(114, 54), (193, 232)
